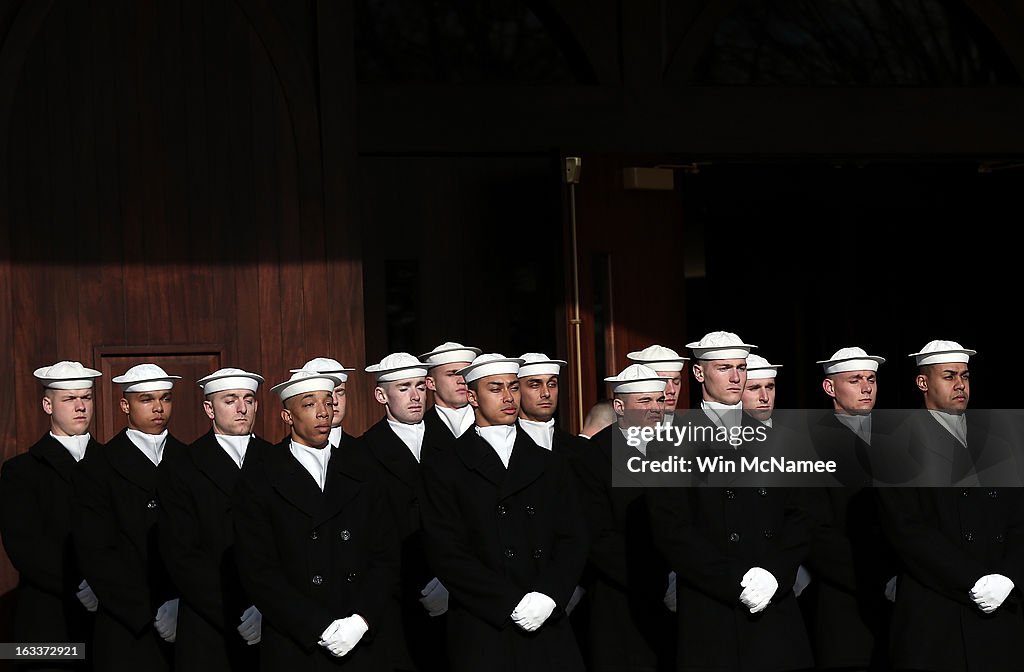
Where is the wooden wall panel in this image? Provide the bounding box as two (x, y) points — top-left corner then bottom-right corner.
(0, 0), (365, 604)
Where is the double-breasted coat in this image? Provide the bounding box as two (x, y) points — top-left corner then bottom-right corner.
(420, 429), (589, 672)
(73, 429), (185, 672)
(231, 438), (401, 671)
(157, 430), (273, 671)
(0, 434), (101, 671)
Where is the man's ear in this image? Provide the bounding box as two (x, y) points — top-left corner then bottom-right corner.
(822, 378), (836, 399)
(202, 400), (216, 421)
(280, 408), (293, 427)
(692, 363), (705, 383)
(612, 398), (625, 417)
(119, 397), (131, 416)
(41, 395), (54, 416)
(425, 376), (437, 392)
(915, 374), (929, 393)
(467, 388), (479, 409)
(373, 386), (388, 405)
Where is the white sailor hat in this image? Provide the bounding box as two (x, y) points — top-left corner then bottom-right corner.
(746, 354), (782, 380)
(517, 353), (567, 378)
(112, 364), (181, 393)
(270, 369), (342, 402)
(418, 342), (482, 369)
(292, 357), (355, 383)
(604, 364), (668, 394)
(196, 368), (264, 395)
(816, 347), (885, 375)
(909, 340), (976, 366)
(33, 361), (102, 390)
(626, 344), (689, 372)
(365, 353), (429, 383)
(457, 354), (525, 383)
(686, 331), (756, 360)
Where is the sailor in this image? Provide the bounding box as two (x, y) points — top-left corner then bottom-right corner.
(360, 352), (445, 671)
(740, 354), (780, 428)
(420, 354), (589, 672)
(572, 364), (675, 672)
(158, 367), (273, 671)
(0, 362), (103, 671)
(647, 331), (813, 672)
(516, 352), (577, 455)
(419, 341), (481, 452)
(74, 363), (186, 671)
(232, 370), (400, 669)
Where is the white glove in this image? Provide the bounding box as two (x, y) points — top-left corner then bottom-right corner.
(884, 575), (898, 603)
(566, 585), (585, 616)
(739, 567), (778, 614)
(154, 598), (179, 643)
(663, 572), (677, 612)
(970, 574), (1015, 614)
(318, 615), (368, 657)
(510, 592), (556, 632)
(418, 577), (449, 617)
(237, 605), (262, 645)
(793, 565), (812, 598)
(76, 580), (98, 612)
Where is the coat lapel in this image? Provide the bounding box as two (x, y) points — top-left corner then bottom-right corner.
(192, 430), (243, 497)
(315, 451), (364, 527)
(365, 419), (420, 489)
(455, 430), (507, 487)
(499, 430), (546, 500)
(268, 439), (323, 519)
(106, 429), (159, 492)
(30, 434), (80, 484)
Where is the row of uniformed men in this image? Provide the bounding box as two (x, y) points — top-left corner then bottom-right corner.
(1, 332), (1019, 672)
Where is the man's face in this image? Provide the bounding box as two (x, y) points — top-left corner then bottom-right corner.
(917, 363), (970, 413)
(120, 389), (173, 435)
(519, 374), (559, 422)
(43, 388), (94, 437)
(613, 390), (666, 429)
(281, 391), (334, 447)
(655, 369), (682, 413)
(693, 359), (747, 405)
(332, 382), (347, 427)
(742, 377), (776, 422)
(204, 389), (257, 436)
(824, 370), (877, 415)
(375, 377), (426, 424)
(468, 374), (520, 427)
(426, 364), (471, 409)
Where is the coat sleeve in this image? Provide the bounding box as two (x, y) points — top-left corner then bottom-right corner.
(232, 467), (335, 650)
(157, 455), (227, 631)
(0, 457), (65, 595)
(420, 458), (524, 629)
(571, 449), (628, 589)
(647, 488), (747, 606)
(72, 451), (154, 635)
(797, 487), (858, 592)
(876, 488), (985, 605)
(530, 455), (589, 608)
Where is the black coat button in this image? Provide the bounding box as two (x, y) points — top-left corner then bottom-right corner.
(310, 529), (319, 540)
(961, 489), (970, 497)
(728, 532), (740, 543)
(757, 488), (768, 497)
(504, 548), (515, 558)
(763, 529), (774, 539)
(533, 548), (543, 559)
(340, 530), (351, 541)
(346, 572), (357, 583)
(525, 505), (536, 516)
(964, 532), (975, 542)
(497, 505), (508, 516)
(725, 490), (735, 499)
(147, 499), (158, 509)
(312, 575), (324, 586)
(995, 533), (1005, 543)
(989, 490), (999, 499)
